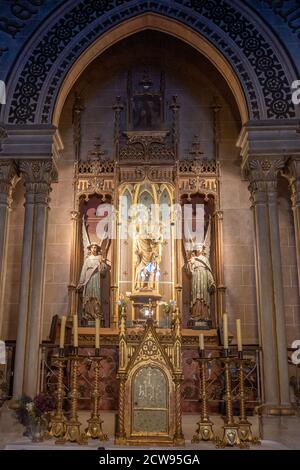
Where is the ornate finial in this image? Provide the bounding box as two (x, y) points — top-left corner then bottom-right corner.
(139, 70), (153, 91)
(89, 136), (107, 161)
(170, 95), (180, 110)
(113, 96), (124, 111)
(189, 135), (204, 160)
(120, 307), (126, 336)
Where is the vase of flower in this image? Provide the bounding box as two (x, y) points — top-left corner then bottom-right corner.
(15, 393), (56, 442)
(29, 419), (44, 442)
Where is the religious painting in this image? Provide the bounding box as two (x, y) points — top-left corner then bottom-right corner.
(132, 93), (162, 130)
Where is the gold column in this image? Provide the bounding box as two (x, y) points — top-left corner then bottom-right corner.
(238, 352), (260, 444)
(50, 351), (66, 439)
(216, 353), (245, 448)
(85, 354), (108, 441)
(174, 376), (184, 446)
(59, 351), (86, 444)
(174, 179), (183, 310)
(68, 209), (81, 316)
(213, 209), (226, 323)
(115, 307), (127, 444)
(192, 354), (215, 442)
(173, 308), (184, 445)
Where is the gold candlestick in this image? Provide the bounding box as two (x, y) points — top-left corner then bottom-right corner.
(238, 352), (260, 444)
(49, 350), (66, 439)
(57, 351), (86, 445)
(216, 351), (247, 448)
(85, 354), (108, 441)
(192, 351), (215, 442)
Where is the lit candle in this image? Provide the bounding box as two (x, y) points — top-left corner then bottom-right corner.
(73, 315), (78, 347)
(223, 313), (228, 349)
(59, 316), (66, 349)
(95, 318), (100, 349)
(199, 333), (204, 350)
(236, 319), (243, 352)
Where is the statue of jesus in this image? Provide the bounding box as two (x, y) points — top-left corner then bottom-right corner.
(134, 226), (162, 291)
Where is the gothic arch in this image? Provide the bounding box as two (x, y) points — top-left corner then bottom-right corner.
(1, 0), (298, 127)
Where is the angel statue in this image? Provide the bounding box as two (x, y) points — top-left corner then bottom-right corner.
(185, 218), (215, 328)
(77, 217), (110, 322)
(134, 224), (163, 291)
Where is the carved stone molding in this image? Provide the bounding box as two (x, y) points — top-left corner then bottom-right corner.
(119, 165), (174, 183)
(247, 158), (285, 193)
(5, 0), (296, 124)
(19, 159), (57, 203)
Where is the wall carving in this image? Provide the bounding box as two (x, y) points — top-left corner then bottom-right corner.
(5, 0), (296, 125)
(259, 1), (300, 38)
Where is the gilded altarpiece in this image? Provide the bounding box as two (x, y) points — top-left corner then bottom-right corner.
(67, 70), (226, 432)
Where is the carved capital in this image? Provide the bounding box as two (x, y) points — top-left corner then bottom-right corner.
(0, 160), (18, 208)
(19, 160), (57, 204)
(285, 157), (300, 207)
(247, 158), (285, 194)
(0, 127), (8, 151)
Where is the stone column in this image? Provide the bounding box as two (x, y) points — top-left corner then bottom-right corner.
(248, 158), (292, 413)
(13, 160), (56, 398)
(286, 158), (300, 295)
(0, 160), (17, 336)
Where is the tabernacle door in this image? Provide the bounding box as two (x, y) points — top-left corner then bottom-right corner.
(132, 366), (168, 435)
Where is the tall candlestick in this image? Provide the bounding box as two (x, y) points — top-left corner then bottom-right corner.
(223, 313), (228, 349)
(95, 318), (100, 349)
(199, 333), (204, 350)
(73, 315), (78, 347)
(59, 316), (66, 349)
(236, 319), (243, 352)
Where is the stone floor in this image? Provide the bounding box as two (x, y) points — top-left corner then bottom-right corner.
(1, 406), (300, 450)
(3, 438), (290, 450)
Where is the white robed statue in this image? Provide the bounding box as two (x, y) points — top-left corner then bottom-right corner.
(188, 243), (215, 322)
(185, 218), (215, 324)
(77, 218), (110, 321)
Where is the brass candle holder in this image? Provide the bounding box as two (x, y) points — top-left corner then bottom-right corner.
(85, 349), (108, 441)
(238, 351), (260, 444)
(57, 348), (86, 445)
(215, 349), (247, 449)
(192, 349), (215, 442)
(49, 348), (67, 439)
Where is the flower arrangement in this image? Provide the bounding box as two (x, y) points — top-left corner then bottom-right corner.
(158, 300), (177, 327)
(15, 393), (56, 441)
(158, 299), (176, 314)
(116, 292), (131, 311)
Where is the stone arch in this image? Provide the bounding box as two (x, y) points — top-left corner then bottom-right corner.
(1, 0), (298, 126)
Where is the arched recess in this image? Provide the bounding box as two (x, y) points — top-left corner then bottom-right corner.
(2, 0), (298, 126)
(52, 14), (249, 125)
